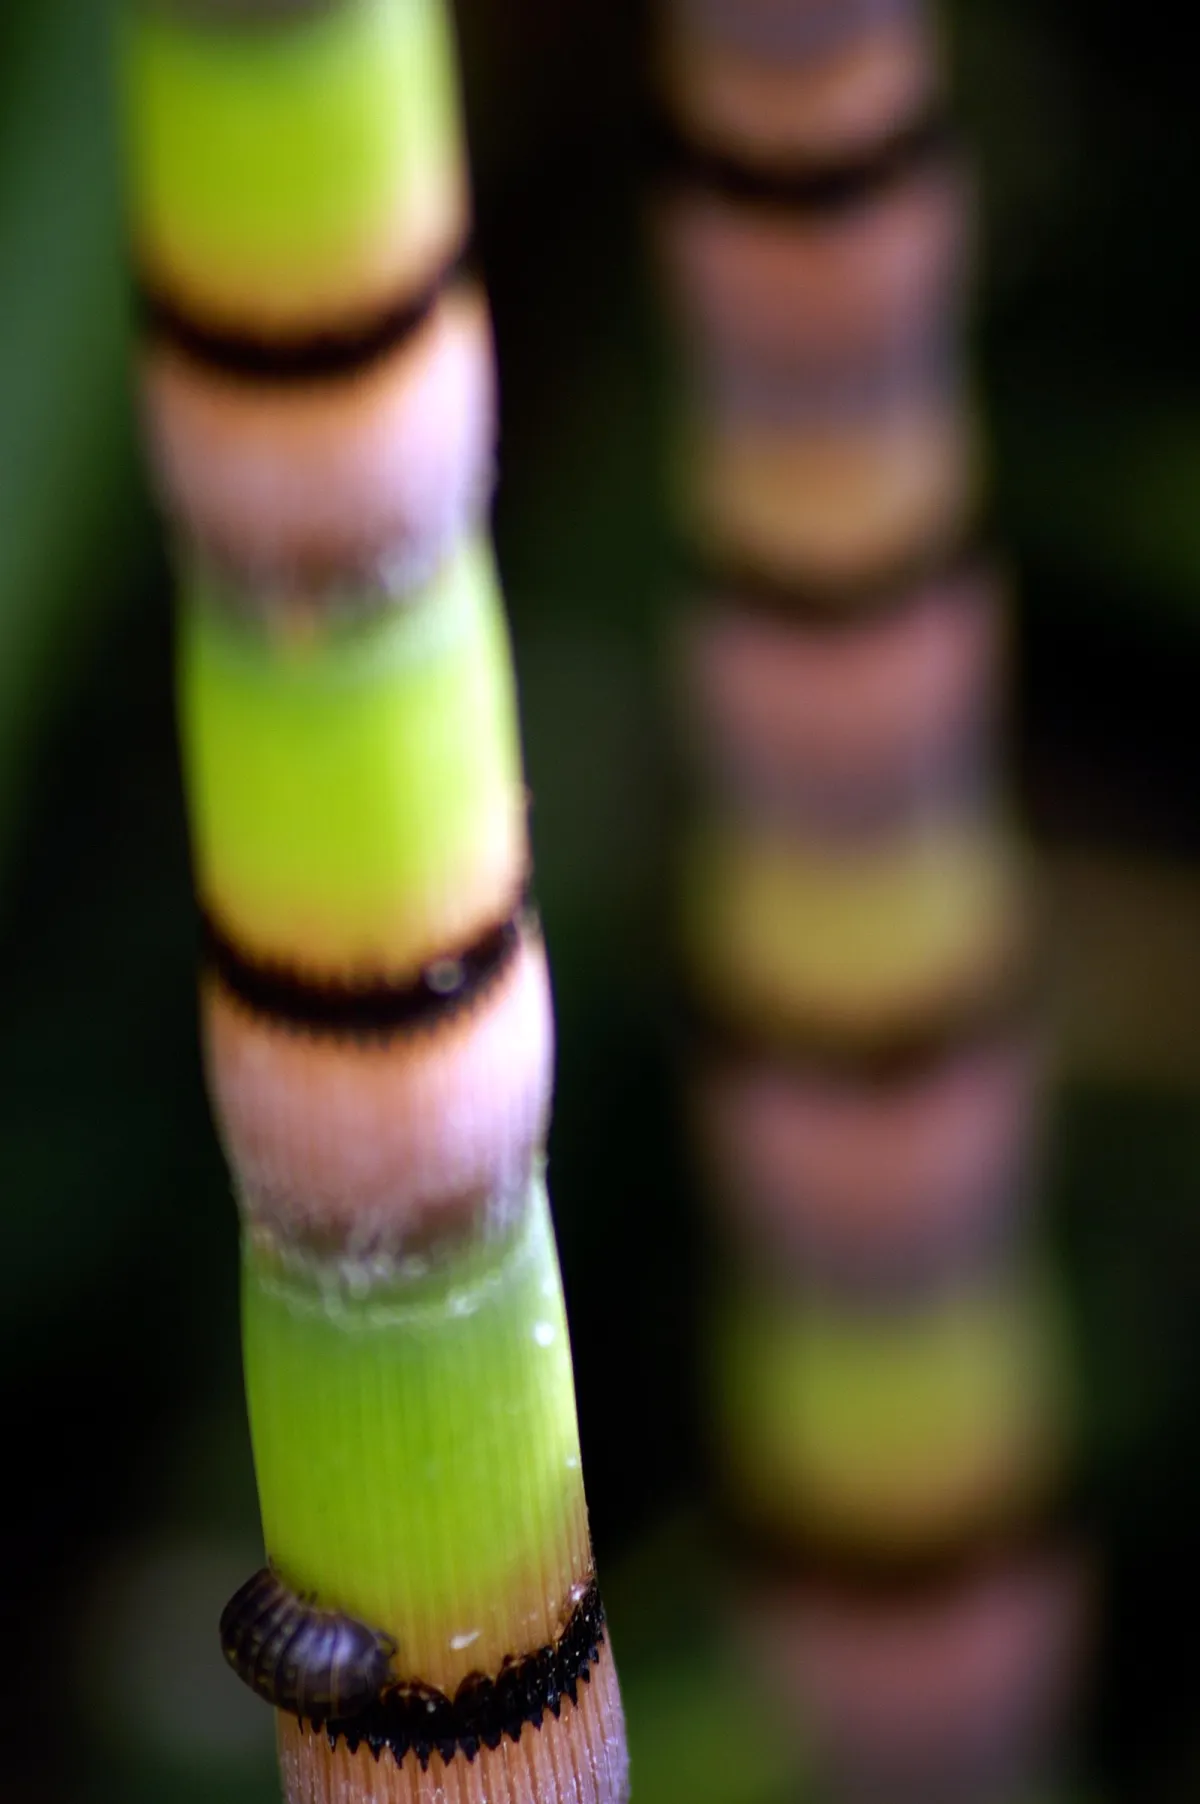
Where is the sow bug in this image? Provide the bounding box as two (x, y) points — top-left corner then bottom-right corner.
(220, 1567), (396, 1723)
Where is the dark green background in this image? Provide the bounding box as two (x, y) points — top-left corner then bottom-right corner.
(2, 3), (1199, 1800)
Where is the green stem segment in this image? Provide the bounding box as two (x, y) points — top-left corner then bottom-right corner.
(125, 0), (467, 330)
(245, 1179), (592, 1690)
(178, 542), (526, 974)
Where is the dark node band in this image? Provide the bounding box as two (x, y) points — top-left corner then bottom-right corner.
(315, 1578), (607, 1765)
(732, 1172), (1027, 1312)
(717, 1482), (1088, 1601)
(677, 952), (1040, 1090)
(140, 247), (470, 384)
(677, 522), (995, 631)
(203, 907), (525, 1038)
(649, 104), (956, 217)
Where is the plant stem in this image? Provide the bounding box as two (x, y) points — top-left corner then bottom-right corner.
(654, 1), (1086, 1796)
(121, 1), (629, 1798)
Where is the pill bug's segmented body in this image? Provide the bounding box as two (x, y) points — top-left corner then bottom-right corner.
(120, 2), (628, 1801)
(655, 0), (1085, 1798)
(221, 1568), (397, 1724)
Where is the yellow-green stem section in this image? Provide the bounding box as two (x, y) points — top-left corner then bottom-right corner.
(716, 1267), (1071, 1550)
(124, 0), (464, 319)
(178, 540), (525, 971)
(682, 817), (1026, 1042)
(243, 1179), (586, 1655)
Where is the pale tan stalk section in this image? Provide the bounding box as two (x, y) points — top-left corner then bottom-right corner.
(659, 10), (938, 164)
(661, 156), (968, 375)
(143, 287), (495, 593)
(277, 1641), (628, 1804)
(204, 928), (554, 1258)
(738, 1548), (1091, 1790)
(676, 563), (1004, 810)
(692, 1028), (1041, 1272)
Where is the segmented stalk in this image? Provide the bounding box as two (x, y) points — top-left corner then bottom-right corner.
(120, 3), (628, 1800)
(654, 1), (1087, 1796)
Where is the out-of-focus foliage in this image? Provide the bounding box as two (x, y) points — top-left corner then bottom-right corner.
(2, 2), (1200, 1802)
(0, 0), (150, 875)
